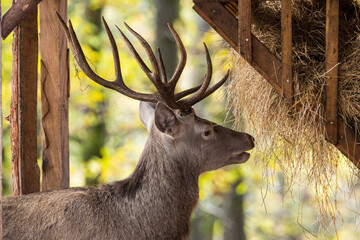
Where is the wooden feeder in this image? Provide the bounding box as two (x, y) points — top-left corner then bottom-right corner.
(193, 0), (360, 168)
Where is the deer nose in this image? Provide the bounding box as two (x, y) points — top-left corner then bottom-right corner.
(248, 134), (255, 147)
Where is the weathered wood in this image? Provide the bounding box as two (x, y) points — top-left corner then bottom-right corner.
(281, 0), (293, 101)
(0, 1), (3, 237)
(39, 0), (69, 190)
(325, 0), (339, 144)
(15, 7), (40, 195)
(238, 0), (252, 62)
(11, 25), (20, 196)
(1, 0), (42, 39)
(10, 4), (40, 196)
(337, 120), (360, 168)
(193, 0), (360, 167)
(193, 0), (282, 93)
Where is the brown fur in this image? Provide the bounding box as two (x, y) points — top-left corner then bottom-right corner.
(3, 102), (254, 240)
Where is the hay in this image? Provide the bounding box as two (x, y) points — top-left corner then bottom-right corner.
(226, 0), (360, 233)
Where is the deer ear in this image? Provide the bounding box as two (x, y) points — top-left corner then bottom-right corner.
(154, 102), (179, 135)
(139, 101), (156, 132)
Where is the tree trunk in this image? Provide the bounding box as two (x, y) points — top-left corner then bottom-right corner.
(223, 179), (246, 240)
(155, 0), (179, 77)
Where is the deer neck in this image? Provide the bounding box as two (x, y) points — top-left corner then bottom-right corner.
(121, 133), (200, 219)
(139, 136), (199, 199)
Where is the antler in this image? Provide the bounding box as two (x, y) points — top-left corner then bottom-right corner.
(56, 13), (229, 112)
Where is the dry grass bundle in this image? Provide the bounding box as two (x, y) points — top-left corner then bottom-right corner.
(226, 0), (360, 232)
(251, 0), (360, 133)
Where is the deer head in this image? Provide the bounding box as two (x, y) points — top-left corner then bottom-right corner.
(57, 14), (254, 173)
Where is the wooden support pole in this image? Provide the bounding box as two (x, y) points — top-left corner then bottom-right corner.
(238, 0), (252, 62)
(10, 2), (40, 195)
(281, 0), (293, 101)
(39, 0), (69, 191)
(1, 0), (42, 39)
(325, 0), (339, 144)
(0, 1), (3, 237)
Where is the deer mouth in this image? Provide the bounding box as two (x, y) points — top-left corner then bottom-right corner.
(228, 151), (251, 164)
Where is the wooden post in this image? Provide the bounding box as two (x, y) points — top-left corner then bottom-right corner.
(325, 0), (339, 144)
(10, 1), (40, 195)
(39, 0), (69, 190)
(281, 0), (293, 102)
(1, 1), (3, 237)
(238, 0), (252, 62)
(1, 0), (43, 39)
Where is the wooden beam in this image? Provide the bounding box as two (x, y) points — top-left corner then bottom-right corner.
(238, 0), (252, 62)
(10, 24), (20, 196)
(325, 0), (339, 145)
(15, 7), (40, 195)
(192, 0), (360, 167)
(193, 0), (282, 94)
(39, 0), (69, 191)
(281, 0), (293, 101)
(0, 1), (3, 236)
(1, 0), (42, 39)
(10, 4), (40, 196)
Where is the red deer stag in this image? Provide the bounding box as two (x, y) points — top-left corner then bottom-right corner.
(2, 14), (254, 240)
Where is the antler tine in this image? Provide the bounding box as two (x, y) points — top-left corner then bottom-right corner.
(121, 23), (161, 84)
(167, 23), (187, 92)
(116, 25), (154, 82)
(57, 13), (110, 88)
(174, 70), (229, 103)
(174, 85), (201, 100)
(177, 43), (213, 107)
(56, 13), (160, 103)
(101, 17), (122, 83)
(157, 47), (168, 83)
(118, 24), (180, 109)
(195, 70), (230, 102)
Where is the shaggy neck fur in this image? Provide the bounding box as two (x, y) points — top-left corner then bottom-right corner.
(110, 128), (200, 239)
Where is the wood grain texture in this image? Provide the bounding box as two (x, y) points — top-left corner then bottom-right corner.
(238, 0), (252, 61)
(325, 0), (339, 144)
(1, 0), (42, 39)
(193, 0), (282, 93)
(11, 25), (20, 196)
(281, 0), (293, 101)
(10, 6), (40, 196)
(39, 0), (69, 191)
(0, 1), (3, 236)
(193, 0), (360, 167)
(18, 8), (40, 194)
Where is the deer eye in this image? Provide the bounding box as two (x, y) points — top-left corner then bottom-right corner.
(203, 130), (212, 137)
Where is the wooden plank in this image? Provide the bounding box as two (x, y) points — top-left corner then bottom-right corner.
(238, 0), (252, 61)
(325, 0), (339, 144)
(10, 24), (20, 196)
(1, 0), (42, 39)
(39, 0), (69, 190)
(0, 1), (3, 236)
(193, 0), (282, 94)
(18, 7), (40, 195)
(337, 120), (360, 168)
(281, 0), (293, 101)
(193, 0), (360, 166)
(10, 5), (40, 195)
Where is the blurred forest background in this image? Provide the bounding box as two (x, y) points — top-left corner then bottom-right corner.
(2, 0), (360, 239)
